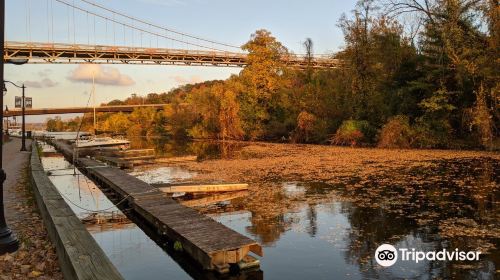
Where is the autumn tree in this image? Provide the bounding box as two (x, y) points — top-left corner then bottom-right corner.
(127, 107), (160, 139)
(46, 117), (65, 132)
(100, 113), (132, 134)
(187, 79), (244, 140)
(239, 29), (291, 139)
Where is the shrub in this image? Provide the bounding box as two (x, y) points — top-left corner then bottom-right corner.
(331, 120), (376, 146)
(293, 111), (316, 143)
(378, 115), (413, 148)
(411, 118), (452, 149)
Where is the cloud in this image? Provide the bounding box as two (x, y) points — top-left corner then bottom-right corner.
(171, 75), (203, 85)
(38, 69), (53, 77)
(68, 64), (135, 86)
(21, 78), (58, 88)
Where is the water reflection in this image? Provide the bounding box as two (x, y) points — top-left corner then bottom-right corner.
(40, 144), (262, 280)
(206, 158), (498, 280)
(41, 147), (119, 218)
(129, 166), (196, 184)
(127, 137), (249, 160)
(41, 140), (499, 280)
(91, 226), (193, 280)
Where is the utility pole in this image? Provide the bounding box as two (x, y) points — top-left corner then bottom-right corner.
(4, 82), (28, 151)
(20, 84), (26, 151)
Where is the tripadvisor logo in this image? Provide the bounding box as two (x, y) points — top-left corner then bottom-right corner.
(374, 244), (481, 267)
(375, 244), (398, 267)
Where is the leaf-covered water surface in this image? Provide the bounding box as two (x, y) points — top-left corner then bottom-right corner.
(165, 143), (500, 279)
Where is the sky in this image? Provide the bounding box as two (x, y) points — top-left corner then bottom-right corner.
(4, 0), (358, 122)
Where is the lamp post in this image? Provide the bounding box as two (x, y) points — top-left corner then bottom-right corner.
(4, 107), (8, 135)
(0, 0), (20, 255)
(4, 81), (27, 151)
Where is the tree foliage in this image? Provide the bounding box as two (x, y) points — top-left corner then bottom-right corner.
(48, 1), (498, 150)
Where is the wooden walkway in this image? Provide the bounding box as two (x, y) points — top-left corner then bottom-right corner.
(51, 140), (262, 273)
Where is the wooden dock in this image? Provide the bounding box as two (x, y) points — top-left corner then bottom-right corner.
(31, 143), (124, 280)
(155, 182), (248, 194)
(179, 191), (249, 208)
(95, 156), (134, 169)
(51, 140), (262, 273)
(155, 155), (198, 164)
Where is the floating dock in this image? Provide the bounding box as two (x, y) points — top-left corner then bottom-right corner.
(51, 140), (262, 273)
(155, 182), (248, 194)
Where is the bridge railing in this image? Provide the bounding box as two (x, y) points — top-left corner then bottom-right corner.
(5, 41), (340, 67)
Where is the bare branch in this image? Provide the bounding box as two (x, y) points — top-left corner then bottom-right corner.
(382, 0), (437, 22)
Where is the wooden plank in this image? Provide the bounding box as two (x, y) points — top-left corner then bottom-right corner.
(121, 155), (156, 161)
(159, 183), (248, 194)
(155, 156), (197, 164)
(95, 149), (155, 157)
(179, 191), (249, 207)
(95, 156), (133, 169)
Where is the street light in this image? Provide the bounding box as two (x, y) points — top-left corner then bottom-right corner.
(0, 0), (20, 255)
(3, 81), (27, 151)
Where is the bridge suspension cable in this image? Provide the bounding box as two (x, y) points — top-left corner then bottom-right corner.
(76, 0), (241, 50)
(11, 0), (338, 64)
(52, 0), (241, 52)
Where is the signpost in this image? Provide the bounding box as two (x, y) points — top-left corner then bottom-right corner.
(14, 96), (21, 108)
(25, 97), (32, 108)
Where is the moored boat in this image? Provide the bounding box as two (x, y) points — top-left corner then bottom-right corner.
(75, 137), (130, 149)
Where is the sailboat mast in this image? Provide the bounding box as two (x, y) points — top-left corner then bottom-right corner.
(92, 72), (96, 135)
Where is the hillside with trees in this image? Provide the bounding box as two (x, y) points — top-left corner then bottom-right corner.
(47, 0), (499, 150)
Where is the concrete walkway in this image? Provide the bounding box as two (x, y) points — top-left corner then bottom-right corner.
(2, 137), (31, 222)
(0, 137), (64, 279)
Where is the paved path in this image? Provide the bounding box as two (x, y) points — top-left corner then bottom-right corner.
(2, 137), (31, 222)
(0, 137), (64, 279)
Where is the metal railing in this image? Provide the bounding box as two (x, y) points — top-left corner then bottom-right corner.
(4, 41), (340, 68)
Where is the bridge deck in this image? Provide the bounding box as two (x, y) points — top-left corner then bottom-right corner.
(5, 41), (340, 69)
(51, 141), (262, 272)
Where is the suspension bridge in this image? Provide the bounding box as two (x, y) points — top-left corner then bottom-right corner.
(4, 0), (339, 68)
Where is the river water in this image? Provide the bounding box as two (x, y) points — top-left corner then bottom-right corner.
(39, 141), (499, 280)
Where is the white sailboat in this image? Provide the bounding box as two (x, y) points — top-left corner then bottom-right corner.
(75, 137), (130, 149)
(75, 74), (130, 150)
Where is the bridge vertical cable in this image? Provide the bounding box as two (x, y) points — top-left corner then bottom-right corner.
(51, 0), (54, 43)
(67, 4), (70, 42)
(52, 0), (242, 52)
(46, 0), (50, 42)
(73, 0), (76, 44)
(86, 11), (89, 45)
(93, 13), (96, 46)
(112, 13), (115, 46)
(104, 17), (107, 45)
